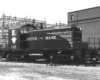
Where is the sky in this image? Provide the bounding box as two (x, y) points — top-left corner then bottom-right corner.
(0, 0), (100, 24)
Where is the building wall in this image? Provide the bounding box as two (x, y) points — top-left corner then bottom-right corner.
(68, 6), (100, 23)
(68, 6), (100, 48)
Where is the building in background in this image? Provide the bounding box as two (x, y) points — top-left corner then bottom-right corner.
(68, 6), (100, 48)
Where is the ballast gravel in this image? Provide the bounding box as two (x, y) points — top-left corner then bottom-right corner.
(0, 61), (100, 80)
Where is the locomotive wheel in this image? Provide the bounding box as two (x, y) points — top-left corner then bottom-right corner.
(6, 53), (10, 59)
(70, 55), (79, 63)
(21, 54), (27, 61)
(15, 58), (18, 61)
(70, 55), (75, 60)
(49, 55), (55, 62)
(50, 55), (53, 59)
(21, 55), (25, 59)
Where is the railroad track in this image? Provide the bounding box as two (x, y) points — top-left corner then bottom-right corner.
(1, 58), (100, 67)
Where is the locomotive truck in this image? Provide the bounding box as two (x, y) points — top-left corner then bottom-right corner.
(0, 23), (99, 63)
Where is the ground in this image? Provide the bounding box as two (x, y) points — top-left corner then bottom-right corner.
(0, 59), (100, 80)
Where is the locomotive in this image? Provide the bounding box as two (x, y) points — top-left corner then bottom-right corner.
(1, 23), (99, 63)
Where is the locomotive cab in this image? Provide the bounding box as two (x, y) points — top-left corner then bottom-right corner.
(6, 24), (36, 60)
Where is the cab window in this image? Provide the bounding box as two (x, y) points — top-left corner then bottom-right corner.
(20, 28), (24, 34)
(23, 27), (28, 33)
(12, 29), (17, 36)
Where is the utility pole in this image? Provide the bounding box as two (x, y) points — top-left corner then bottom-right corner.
(2, 13), (6, 48)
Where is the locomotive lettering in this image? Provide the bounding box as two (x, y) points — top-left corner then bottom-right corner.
(26, 36), (56, 41)
(26, 37), (37, 41)
(45, 36), (56, 40)
(11, 45), (16, 49)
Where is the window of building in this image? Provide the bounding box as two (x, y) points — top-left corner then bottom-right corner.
(71, 15), (74, 21)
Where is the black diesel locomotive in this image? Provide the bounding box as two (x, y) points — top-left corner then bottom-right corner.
(1, 23), (100, 63)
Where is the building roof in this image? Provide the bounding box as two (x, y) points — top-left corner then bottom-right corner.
(68, 6), (100, 13)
